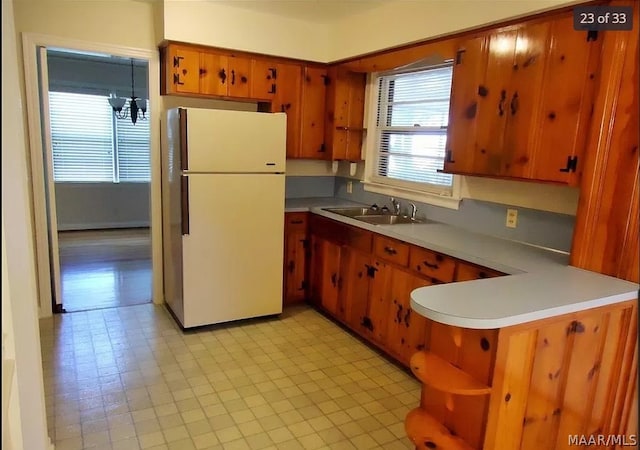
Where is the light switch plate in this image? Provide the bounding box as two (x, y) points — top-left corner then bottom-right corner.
(346, 181), (353, 194)
(506, 208), (518, 228)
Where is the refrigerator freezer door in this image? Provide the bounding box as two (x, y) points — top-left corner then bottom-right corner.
(182, 108), (286, 173)
(181, 173), (285, 327)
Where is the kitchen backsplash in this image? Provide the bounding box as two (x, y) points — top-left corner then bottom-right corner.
(333, 177), (575, 253)
(285, 176), (335, 198)
(286, 175), (576, 253)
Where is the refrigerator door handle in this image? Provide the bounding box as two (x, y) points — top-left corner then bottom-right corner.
(181, 176), (190, 235)
(179, 108), (189, 171)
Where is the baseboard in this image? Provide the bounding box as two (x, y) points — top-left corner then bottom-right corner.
(57, 221), (150, 231)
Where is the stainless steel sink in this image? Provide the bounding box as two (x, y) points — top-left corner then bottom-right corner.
(354, 215), (424, 225)
(322, 207), (382, 217)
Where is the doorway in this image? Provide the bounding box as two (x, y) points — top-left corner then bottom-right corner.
(45, 49), (152, 312)
(22, 34), (162, 317)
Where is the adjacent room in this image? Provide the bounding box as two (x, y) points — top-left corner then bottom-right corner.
(45, 49), (152, 312)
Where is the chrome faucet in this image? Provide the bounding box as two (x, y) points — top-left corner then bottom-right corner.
(390, 197), (401, 215)
(409, 203), (418, 220)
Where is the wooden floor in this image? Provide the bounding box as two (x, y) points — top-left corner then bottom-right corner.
(58, 228), (152, 312)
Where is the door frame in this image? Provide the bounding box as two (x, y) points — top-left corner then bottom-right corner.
(22, 33), (163, 317)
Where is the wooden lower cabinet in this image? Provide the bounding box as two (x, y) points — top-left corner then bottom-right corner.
(309, 236), (341, 314)
(283, 212), (308, 305)
(337, 246), (370, 331)
(308, 215), (504, 369)
(385, 268), (434, 366)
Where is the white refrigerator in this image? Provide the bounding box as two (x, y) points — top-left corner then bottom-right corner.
(161, 107), (286, 328)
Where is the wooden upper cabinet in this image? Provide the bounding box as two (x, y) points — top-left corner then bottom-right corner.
(162, 44), (254, 99)
(250, 58), (278, 101)
(164, 45), (201, 95)
(299, 66), (328, 158)
(271, 63), (303, 158)
(444, 13), (602, 185)
(199, 52), (228, 96)
(530, 15), (602, 184)
(227, 55), (252, 98)
(200, 52), (252, 99)
(324, 66), (367, 161)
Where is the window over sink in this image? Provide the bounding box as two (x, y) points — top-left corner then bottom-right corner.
(363, 62), (461, 209)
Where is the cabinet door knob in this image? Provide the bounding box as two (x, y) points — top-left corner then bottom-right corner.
(231, 70), (236, 85)
(510, 92), (519, 115)
(423, 260), (439, 270)
(498, 90), (507, 116)
(384, 246), (397, 255)
(396, 303), (403, 323)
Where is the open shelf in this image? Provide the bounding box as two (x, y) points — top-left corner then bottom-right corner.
(405, 408), (475, 450)
(410, 351), (491, 395)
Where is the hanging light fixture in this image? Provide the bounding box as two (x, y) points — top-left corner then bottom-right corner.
(108, 59), (147, 125)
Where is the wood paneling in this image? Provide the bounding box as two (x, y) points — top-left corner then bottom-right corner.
(570, 0), (639, 283)
(483, 300), (638, 450)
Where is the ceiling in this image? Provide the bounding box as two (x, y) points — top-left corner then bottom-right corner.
(216, 0), (388, 23)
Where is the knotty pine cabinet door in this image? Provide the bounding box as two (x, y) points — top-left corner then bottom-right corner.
(528, 15), (602, 184)
(365, 258), (394, 345)
(250, 59), (278, 101)
(299, 66), (328, 158)
(445, 14), (601, 185)
(166, 46), (201, 95)
(337, 246), (371, 332)
(309, 236), (341, 316)
(283, 214), (308, 306)
(273, 63), (302, 159)
(324, 67), (367, 161)
(385, 268), (433, 366)
(199, 52), (228, 97)
(227, 55), (252, 98)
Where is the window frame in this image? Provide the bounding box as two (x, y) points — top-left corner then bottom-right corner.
(363, 64), (461, 210)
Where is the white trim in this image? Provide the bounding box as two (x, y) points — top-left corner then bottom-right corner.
(362, 180), (461, 210)
(21, 33), (163, 318)
(362, 72), (461, 210)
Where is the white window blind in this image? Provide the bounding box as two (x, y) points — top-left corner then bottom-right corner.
(374, 64), (454, 193)
(49, 92), (150, 183)
(49, 92), (114, 182)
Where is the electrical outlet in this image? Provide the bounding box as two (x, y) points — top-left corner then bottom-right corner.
(346, 181), (353, 194)
(506, 208), (518, 228)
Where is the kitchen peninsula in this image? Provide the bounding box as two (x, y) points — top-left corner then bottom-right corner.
(285, 197), (638, 450)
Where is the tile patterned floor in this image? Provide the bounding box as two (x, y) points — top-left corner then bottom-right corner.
(40, 304), (420, 450)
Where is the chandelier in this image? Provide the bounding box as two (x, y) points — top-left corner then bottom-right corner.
(108, 59), (147, 125)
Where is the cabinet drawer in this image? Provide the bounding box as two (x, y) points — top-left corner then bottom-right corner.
(285, 212), (308, 232)
(409, 247), (456, 283)
(373, 236), (410, 267)
(309, 215), (372, 253)
(455, 261), (504, 282)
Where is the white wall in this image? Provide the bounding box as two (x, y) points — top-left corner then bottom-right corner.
(55, 183), (151, 230)
(2, 0), (51, 448)
(163, 0), (330, 61)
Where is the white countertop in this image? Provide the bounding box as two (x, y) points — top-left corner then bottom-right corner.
(285, 197), (363, 212)
(287, 197), (639, 329)
(409, 267), (638, 329)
